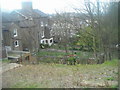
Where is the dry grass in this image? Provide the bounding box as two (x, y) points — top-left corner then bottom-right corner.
(2, 63), (118, 88)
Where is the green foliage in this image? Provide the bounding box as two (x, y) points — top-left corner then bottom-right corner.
(105, 77), (115, 81)
(2, 59), (11, 63)
(37, 50), (93, 64)
(68, 56), (75, 61)
(37, 51), (65, 56)
(110, 85), (118, 88)
(40, 44), (50, 49)
(102, 59), (118, 66)
(72, 26), (99, 52)
(11, 82), (38, 88)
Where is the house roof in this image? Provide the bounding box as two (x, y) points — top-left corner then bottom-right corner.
(2, 23), (11, 30)
(34, 9), (48, 17)
(2, 8), (49, 28)
(9, 10), (37, 28)
(10, 9), (48, 20)
(9, 9), (48, 28)
(2, 12), (12, 22)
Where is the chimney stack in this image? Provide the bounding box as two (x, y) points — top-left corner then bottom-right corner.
(22, 1), (33, 10)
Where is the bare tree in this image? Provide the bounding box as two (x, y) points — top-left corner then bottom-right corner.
(73, 0), (118, 63)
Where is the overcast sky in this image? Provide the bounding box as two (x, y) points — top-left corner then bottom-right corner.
(1, 0), (83, 14)
(1, 0), (109, 14)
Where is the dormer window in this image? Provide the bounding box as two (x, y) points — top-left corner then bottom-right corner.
(41, 21), (44, 27)
(14, 40), (19, 47)
(13, 29), (17, 37)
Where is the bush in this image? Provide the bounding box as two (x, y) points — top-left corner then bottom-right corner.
(40, 44), (50, 49)
(105, 77), (115, 81)
(67, 55), (77, 65)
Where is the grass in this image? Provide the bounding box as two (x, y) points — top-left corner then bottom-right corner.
(110, 85), (118, 88)
(37, 50), (93, 64)
(1, 59), (10, 63)
(37, 50), (66, 56)
(2, 49), (118, 88)
(37, 49), (92, 57)
(11, 82), (38, 88)
(37, 49), (118, 65)
(2, 61), (118, 88)
(102, 59), (118, 66)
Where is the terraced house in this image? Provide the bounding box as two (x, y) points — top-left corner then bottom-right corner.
(2, 1), (53, 54)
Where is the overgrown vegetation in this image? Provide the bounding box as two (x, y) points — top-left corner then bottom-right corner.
(102, 59), (118, 66)
(37, 50), (94, 64)
(105, 77), (115, 81)
(1, 59), (10, 63)
(51, 1), (118, 64)
(2, 0), (118, 89)
(2, 60), (118, 88)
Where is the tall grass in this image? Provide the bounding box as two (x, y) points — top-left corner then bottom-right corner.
(102, 59), (118, 66)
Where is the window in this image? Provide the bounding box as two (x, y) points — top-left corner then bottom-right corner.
(50, 39), (53, 43)
(41, 21), (44, 27)
(14, 40), (19, 47)
(46, 40), (48, 43)
(41, 31), (44, 38)
(42, 40), (44, 44)
(13, 29), (17, 37)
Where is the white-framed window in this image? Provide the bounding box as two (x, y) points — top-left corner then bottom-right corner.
(46, 40), (48, 44)
(13, 29), (17, 37)
(42, 40), (44, 44)
(50, 39), (53, 43)
(41, 21), (44, 27)
(14, 40), (19, 47)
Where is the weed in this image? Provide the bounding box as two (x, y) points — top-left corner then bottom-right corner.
(105, 77), (115, 81)
(2, 59), (10, 63)
(3, 62), (118, 88)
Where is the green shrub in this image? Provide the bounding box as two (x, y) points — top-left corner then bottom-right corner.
(103, 59), (118, 66)
(105, 77), (115, 81)
(40, 44), (50, 49)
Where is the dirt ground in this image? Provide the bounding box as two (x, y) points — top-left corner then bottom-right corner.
(2, 63), (118, 88)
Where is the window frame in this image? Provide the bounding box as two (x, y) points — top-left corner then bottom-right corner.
(50, 39), (53, 43)
(41, 30), (44, 38)
(14, 40), (19, 47)
(13, 29), (18, 37)
(46, 40), (48, 44)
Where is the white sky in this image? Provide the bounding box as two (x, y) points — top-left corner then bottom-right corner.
(1, 0), (82, 14)
(1, 0), (109, 14)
